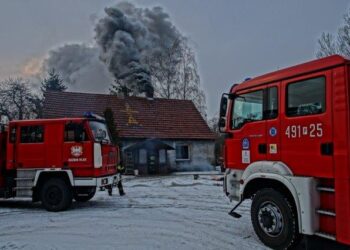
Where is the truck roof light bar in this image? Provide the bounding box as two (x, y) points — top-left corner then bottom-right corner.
(83, 112), (105, 121)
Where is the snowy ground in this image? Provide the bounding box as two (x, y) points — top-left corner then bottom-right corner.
(0, 175), (269, 250)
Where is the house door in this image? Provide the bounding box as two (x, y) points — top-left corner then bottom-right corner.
(148, 150), (159, 174)
(124, 151), (135, 173)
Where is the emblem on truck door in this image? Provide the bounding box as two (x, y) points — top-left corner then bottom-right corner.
(71, 145), (83, 157)
(269, 127), (277, 137)
(242, 138), (250, 149)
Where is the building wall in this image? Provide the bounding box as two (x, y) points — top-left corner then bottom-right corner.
(165, 140), (215, 171)
(121, 139), (215, 173)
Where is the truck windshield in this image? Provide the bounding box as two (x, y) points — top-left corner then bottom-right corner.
(89, 121), (112, 144)
(232, 90), (263, 129)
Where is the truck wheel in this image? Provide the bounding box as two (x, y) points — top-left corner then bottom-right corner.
(40, 178), (72, 212)
(251, 188), (300, 250)
(74, 188), (96, 202)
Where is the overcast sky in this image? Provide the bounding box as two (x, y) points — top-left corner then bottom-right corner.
(0, 0), (349, 117)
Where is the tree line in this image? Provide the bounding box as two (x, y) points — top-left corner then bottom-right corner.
(317, 9), (350, 58)
(0, 69), (66, 123)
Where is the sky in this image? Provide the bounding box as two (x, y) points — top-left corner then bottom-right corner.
(0, 0), (349, 117)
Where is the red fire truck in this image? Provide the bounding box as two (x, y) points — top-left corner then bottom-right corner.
(0, 113), (119, 212)
(219, 55), (350, 249)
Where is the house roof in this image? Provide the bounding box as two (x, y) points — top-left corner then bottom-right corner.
(43, 91), (216, 140)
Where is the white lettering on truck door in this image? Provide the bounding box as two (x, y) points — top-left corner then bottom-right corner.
(285, 123), (323, 139)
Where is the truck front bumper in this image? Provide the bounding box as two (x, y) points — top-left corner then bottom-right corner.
(74, 174), (120, 188)
(224, 169), (243, 202)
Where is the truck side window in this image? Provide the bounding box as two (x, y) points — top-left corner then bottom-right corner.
(265, 87), (278, 119)
(64, 123), (88, 142)
(20, 126), (44, 143)
(232, 90), (263, 129)
(287, 77), (326, 117)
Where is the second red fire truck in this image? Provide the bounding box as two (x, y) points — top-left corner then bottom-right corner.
(0, 113), (119, 211)
(220, 55), (350, 249)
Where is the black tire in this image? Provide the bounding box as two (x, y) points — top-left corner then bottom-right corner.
(74, 188), (96, 202)
(251, 188), (300, 250)
(40, 178), (72, 212)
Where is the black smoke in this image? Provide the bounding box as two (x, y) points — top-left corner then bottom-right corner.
(95, 2), (181, 96)
(41, 2), (182, 96)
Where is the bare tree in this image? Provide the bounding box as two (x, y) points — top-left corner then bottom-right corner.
(207, 116), (220, 135)
(177, 41), (207, 117)
(0, 78), (38, 121)
(317, 11), (350, 58)
(317, 33), (338, 58)
(144, 38), (182, 99)
(145, 37), (207, 118)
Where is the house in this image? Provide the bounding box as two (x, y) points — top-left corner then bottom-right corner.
(43, 91), (216, 175)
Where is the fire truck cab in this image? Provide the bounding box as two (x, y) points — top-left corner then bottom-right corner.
(0, 113), (119, 212)
(220, 55), (350, 249)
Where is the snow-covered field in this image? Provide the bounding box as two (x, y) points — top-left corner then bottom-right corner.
(0, 175), (268, 250)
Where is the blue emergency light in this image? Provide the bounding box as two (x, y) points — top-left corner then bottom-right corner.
(83, 112), (105, 121)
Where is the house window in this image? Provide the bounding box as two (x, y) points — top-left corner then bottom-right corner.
(20, 126), (44, 143)
(159, 149), (166, 164)
(139, 149), (147, 164)
(176, 144), (190, 160)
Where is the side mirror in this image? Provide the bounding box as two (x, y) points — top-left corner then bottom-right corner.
(220, 96), (228, 117)
(219, 117), (226, 128)
(219, 94), (231, 133)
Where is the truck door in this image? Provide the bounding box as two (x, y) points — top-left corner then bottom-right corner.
(63, 123), (93, 171)
(225, 87), (266, 170)
(281, 71), (333, 178)
(16, 125), (46, 168)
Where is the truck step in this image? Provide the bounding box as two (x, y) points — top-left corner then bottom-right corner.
(315, 232), (336, 241)
(14, 187), (32, 190)
(15, 178), (34, 181)
(317, 209), (336, 217)
(16, 169), (37, 179)
(317, 187), (335, 193)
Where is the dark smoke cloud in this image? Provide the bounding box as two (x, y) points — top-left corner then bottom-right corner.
(43, 44), (113, 93)
(95, 2), (181, 95)
(41, 2), (183, 95)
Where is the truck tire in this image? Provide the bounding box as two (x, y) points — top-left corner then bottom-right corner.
(40, 178), (72, 212)
(74, 188), (96, 202)
(251, 188), (300, 250)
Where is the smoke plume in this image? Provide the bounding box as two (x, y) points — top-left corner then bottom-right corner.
(42, 44), (113, 93)
(38, 2), (183, 96)
(95, 2), (181, 95)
